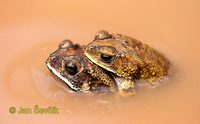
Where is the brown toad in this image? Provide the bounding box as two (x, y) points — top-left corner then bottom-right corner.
(46, 39), (116, 93)
(84, 30), (170, 88)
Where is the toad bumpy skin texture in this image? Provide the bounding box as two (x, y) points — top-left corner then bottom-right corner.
(46, 40), (116, 93)
(84, 30), (170, 87)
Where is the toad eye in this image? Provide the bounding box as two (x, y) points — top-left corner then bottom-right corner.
(65, 61), (78, 75)
(100, 54), (113, 63)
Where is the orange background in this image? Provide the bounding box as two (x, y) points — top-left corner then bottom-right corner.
(0, 0), (200, 124)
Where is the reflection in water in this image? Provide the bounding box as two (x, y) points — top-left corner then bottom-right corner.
(3, 43), (131, 115)
(1, 30), (200, 124)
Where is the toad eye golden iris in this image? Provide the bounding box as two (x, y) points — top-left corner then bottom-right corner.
(65, 61), (78, 75)
(100, 54), (113, 63)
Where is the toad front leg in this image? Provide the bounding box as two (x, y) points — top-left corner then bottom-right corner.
(87, 63), (116, 89)
(114, 77), (136, 96)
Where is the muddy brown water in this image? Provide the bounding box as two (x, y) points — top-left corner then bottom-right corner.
(0, 0), (200, 124)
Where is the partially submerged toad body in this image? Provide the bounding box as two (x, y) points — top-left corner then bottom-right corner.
(46, 40), (116, 93)
(85, 30), (170, 88)
(46, 30), (170, 95)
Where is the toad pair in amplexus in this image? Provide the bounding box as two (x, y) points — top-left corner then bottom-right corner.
(46, 30), (170, 96)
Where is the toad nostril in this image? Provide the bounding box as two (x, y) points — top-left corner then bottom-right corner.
(51, 56), (57, 62)
(87, 46), (95, 51)
(89, 46), (93, 50)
